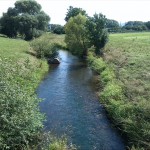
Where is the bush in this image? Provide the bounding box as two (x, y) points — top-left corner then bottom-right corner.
(100, 81), (123, 103)
(101, 67), (115, 85)
(30, 34), (58, 59)
(0, 58), (45, 149)
(87, 52), (106, 74)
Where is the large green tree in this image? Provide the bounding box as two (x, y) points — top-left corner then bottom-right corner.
(0, 0), (50, 40)
(106, 19), (120, 32)
(50, 24), (65, 34)
(86, 13), (108, 55)
(145, 21), (150, 30)
(65, 14), (89, 57)
(65, 6), (87, 22)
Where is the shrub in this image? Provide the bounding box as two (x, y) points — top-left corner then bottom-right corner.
(30, 34), (58, 59)
(0, 58), (45, 149)
(100, 81), (123, 103)
(101, 67), (115, 85)
(87, 52), (106, 74)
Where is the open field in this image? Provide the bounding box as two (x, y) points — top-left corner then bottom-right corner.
(105, 32), (150, 104)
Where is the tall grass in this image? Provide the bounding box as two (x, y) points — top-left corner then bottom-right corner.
(87, 32), (150, 149)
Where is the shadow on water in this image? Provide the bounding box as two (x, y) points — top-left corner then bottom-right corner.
(36, 50), (125, 150)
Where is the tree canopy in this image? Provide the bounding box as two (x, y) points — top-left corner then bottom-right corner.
(65, 13), (108, 57)
(50, 24), (65, 34)
(0, 0), (50, 40)
(65, 14), (89, 57)
(123, 21), (147, 31)
(86, 13), (108, 55)
(145, 21), (150, 30)
(65, 6), (87, 22)
(106, 19), (120, 32)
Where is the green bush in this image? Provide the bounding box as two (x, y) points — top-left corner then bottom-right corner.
(87, 52), (106, 74)
(0, 58), (45, 149)
(30, 34), (58, 59)
(101, 67), (115, 85)
(100, 81), (123, 103)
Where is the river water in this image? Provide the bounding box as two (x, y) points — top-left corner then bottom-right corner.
(37, 50), (125, 150)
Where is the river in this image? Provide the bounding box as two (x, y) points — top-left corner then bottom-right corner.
(36, 50), (125, 150)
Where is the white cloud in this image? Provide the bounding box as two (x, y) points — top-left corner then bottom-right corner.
(0, 0), (150, 25)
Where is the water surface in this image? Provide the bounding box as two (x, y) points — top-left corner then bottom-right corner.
(37, 50), (125, 150)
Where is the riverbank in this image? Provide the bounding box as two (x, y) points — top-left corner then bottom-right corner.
(87, 32), (150, 149)
(0, 35), (72, 149)
(0, 36), (49, 149)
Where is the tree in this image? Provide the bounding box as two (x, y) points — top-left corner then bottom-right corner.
(86, 13), (108, 55)
(0, 0), (50, 40)
(106, 19), (120, 32)
(65, 6), (87, 22)
(145, 21), (150, 30)
(123, 21), (147, 31)
(65, 14), (89, 57)
(0, 7), (18, 37)
(50, 24), (65, 34)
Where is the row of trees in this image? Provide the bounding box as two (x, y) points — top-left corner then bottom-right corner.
(64, 7), (109, 57)
(49, 19), (150, 35)
(0, 0), (50, 40)
(123, 21), (150, 31)
(49, 7), (150, 36)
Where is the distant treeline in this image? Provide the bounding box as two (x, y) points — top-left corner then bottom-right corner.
(49, 20), (150, 34)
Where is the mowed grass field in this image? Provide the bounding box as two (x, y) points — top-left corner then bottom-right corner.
(104, 32), (150, 149)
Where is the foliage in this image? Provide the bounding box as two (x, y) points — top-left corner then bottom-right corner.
(0, 0), (50, 40)
(86, 13), (109, 55)
(106, 19), (120, 32)
(30, 34), (58, 59)
(87, 52), (106, 73)
(65, 6), (87, 22)
(30, 33), (66, 59)
(145, 21), (150, 30)
(35, 132), (76, 150)
(65, 14), (89, 57)
(50, 24), (65, 34)
(123, 21), (147, 31)
(0, 37), (49, 149)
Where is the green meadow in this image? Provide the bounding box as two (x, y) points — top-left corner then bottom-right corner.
(105, 32), (150, 105)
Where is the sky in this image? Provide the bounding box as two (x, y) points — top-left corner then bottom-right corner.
(0, 0), (150, 25)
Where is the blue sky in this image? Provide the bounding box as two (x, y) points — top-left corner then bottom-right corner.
(0, 0), (150, 25)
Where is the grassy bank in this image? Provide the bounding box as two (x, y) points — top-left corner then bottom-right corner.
(0, 34), (73, 149)
(0, 36), (49, 149)
(88, 32), (150, 149)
